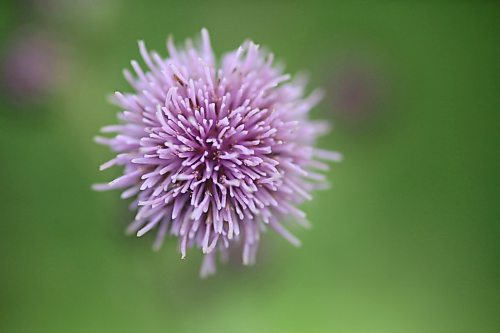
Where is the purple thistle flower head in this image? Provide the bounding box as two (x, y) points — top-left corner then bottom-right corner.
(95, 29), (341, 277)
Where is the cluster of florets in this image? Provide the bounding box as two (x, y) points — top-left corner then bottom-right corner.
(95, 29), (341, 277)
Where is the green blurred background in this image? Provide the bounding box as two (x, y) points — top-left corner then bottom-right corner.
(1, 1), (499, 332)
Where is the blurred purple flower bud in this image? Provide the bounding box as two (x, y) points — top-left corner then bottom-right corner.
(1, 28), (68, 104)
(328, 57), (387, 127)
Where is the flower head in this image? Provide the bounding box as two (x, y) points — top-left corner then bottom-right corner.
(95, 29), (341, 277)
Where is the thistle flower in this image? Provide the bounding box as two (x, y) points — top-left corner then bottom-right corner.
(95, 29), (341, 277)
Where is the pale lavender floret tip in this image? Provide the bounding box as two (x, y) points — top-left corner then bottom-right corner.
(94, 29), (341, 277)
